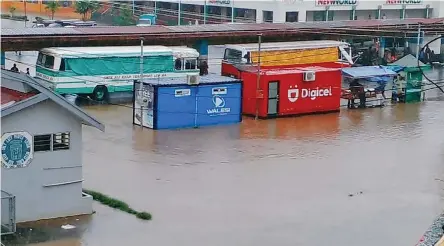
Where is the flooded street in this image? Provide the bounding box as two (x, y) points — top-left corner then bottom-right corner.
(76, 103), (444, 246)
(3, 18), (444, 246)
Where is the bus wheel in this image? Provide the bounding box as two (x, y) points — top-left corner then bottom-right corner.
(92, 86), (108, 102)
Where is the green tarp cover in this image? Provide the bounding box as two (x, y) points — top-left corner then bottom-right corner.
(65, 56), (174, 76)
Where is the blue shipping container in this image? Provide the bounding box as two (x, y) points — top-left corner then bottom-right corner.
(133, 75), (242, 130)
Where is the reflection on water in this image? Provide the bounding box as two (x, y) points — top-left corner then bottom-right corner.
(239, 113), (340, 140)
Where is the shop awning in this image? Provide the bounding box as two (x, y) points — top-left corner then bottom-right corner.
(342, 66), (398, 79)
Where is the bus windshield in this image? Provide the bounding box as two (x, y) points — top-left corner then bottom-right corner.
(138, 19), (152, 25)
(37, 53), (55, 69)
(224, 48), (243, 63)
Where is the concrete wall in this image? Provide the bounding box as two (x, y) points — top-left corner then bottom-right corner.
(1, 100), (92, 223)
(1, 1), (85, 19)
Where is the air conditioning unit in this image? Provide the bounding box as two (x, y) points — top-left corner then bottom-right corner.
(303, 71), (316, 82)
(187, 75), (200, 85)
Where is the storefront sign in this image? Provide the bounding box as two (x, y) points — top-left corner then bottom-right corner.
(316, 0), (358, 6)
(207, 95), (231, 115)
(385, 0), (422, 4)
(288, 86), (333, 102)
(207, 0), (231, 5)
(1, 132), (33, 169)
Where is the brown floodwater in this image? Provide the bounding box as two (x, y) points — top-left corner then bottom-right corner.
(19, 101), (444, 246)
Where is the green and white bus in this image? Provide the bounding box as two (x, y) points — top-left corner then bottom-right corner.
(35, 46), (200, 101)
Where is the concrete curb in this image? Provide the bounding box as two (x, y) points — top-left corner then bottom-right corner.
(417, 213), (444, 246)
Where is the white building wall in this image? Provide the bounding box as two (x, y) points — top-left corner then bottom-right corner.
(156, 0), (444, 22)
(1, 100), (93, 223)
(333, 10), (352, 20)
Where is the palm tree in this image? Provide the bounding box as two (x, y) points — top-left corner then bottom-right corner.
(9, 6), (16, 17)
(45, 2), (59, 20)
(75, 0), (99, 21)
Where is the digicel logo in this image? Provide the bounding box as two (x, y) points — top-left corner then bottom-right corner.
(288, 86), (333, 102)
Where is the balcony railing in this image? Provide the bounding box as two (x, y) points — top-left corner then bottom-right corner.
(1, 190), (16, 235)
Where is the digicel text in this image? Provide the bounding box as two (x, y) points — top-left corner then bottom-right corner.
(302, 87), (332, 100)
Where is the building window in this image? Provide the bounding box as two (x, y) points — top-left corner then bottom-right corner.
(263, 11), (273, 23)
(34, 132), (71, 152)
(185, 59), (197, 70)
(286, 12), (298, 22)
(53, 132), (70, 151)
(34, 134), (51, 152)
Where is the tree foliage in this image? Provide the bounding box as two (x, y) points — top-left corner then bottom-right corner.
(75, 0), (99, 21)
(112, 4), (135, 26)
(45, 2), (59, 20)
(9, 6), (16, 16)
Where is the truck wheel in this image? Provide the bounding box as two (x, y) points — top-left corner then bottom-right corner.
(92, 85), (108, 102)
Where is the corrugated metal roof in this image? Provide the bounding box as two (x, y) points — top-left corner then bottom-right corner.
(1, 70), (105, 131)
(225, 40), (348, 52)
(1, 18), (442, 38)
(75, 26), (171, 34)
(262, 66), (340, 76)
(41, 46), (172, 57)
(1, 27), (81, 36)
(142, 73), (240, 86)
(1, 87), (37, 106)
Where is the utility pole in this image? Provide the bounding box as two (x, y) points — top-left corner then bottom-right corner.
(132, 0), (135, 15)
(140, 37), (144, 88)
(204, 0), (207, 24)
(140, 37), (145, 128)
(255, 34), (262, 120)
(416, 23), (421, 59)
(231, 0), (234, 23)
(154, 0), (157, 15)
(178, 0), (181, 26)
(24, 0), (27, 27)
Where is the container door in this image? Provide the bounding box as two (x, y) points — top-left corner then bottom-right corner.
(267, 81), (279, 116)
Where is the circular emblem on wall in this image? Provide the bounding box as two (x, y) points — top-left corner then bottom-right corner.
(1, 132), (34, 169)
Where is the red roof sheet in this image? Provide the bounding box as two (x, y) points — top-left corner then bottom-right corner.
(1, 87), (37, 106)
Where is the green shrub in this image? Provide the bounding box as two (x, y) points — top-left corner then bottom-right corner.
(136, 212), (152, 220)
(83, 189), (152, 221)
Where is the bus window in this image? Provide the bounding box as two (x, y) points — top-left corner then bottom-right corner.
(37, 53), (55, 69)
(37, 53), (44, 66)
(44, 55), (55, 69)
(224, 48), (243, 63)
(60, 58), (66, 71)
(175, 58), (182, 70)
(185, 59), (196, 70)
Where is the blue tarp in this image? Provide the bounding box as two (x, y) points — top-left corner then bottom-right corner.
(342, 66), (398, 79)
(383, 65), (405, 73)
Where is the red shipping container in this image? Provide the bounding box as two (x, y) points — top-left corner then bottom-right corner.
(239, 66), (342, 118)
